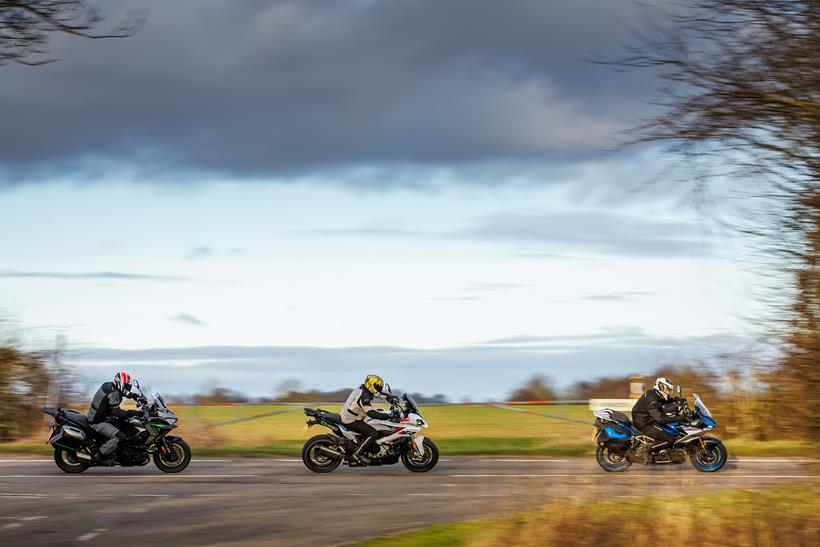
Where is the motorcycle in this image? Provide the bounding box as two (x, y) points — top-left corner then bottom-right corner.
(302, 389), (438, 473)
(593, 390), (727, 472)
(42, 383), (191, 474)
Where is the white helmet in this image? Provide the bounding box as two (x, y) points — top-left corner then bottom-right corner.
(654, 377), (675, 400)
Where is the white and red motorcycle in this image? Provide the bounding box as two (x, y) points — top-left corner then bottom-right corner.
(302, 390), (438, 473)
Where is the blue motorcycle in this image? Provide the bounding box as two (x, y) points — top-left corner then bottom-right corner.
(593, 392), (727, 472)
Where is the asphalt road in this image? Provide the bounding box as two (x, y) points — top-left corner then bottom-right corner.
(0, 456), (816, 546)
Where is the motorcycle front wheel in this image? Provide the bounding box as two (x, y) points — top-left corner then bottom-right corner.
(596, 445), (631, 472)
(53, 447), (89, 474)
(401, 438), (439, 472)
(302, 434), (343, 473)
(689, 438), (727, 472)
(154, 439), (192, 473)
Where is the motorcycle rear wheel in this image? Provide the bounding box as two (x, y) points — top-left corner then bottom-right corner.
(596, 445), (631, 472)
(154, 439), (192, 473)
(53, 447), (89, 474)
(401, 438), (439, 472)
(689, 438), (727, 472)
(302, 434), (343, 473)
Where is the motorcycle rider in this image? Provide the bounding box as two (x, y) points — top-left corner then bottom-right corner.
(631, 377), (683, 447)
(87, 371), (141, 464)
(341, 374), (397, 464)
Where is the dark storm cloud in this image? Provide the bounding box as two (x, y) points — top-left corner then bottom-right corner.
(0, 270), (187, 281)
(0, 0), (664, 186)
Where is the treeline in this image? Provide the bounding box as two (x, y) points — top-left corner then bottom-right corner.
(190, 382), (449, 405)
(509, 366), (722, 402)
(507, 362), (776, 440)
(0, 342), (76, 442)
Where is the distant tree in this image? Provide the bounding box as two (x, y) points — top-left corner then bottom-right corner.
(566, 375), (631, 400)
(406, 392), (449, 404)
(194, 385), (249, 404)
(0, 0), (145, 65)
(508, 375), (556, 402)
(0, 346), (49, 440)
(610, 0), (819, 439)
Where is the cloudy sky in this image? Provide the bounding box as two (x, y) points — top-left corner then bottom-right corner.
(0, 1), (758, 399)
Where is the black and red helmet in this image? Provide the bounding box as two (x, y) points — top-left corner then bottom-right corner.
(112, 371), (134, 395)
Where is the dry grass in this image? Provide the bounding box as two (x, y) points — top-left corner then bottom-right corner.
(359, 485), (820, 547)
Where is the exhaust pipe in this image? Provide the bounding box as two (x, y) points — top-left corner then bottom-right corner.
(315, 446), (344, 460)
(76, 451), (92, 462)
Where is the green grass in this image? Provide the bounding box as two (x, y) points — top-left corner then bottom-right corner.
(3, 404), (814, 457)
(356, 485), (820, 547)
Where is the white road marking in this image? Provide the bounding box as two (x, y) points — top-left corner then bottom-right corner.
(274, 459), (301, 462)
(128, 494), (173, 498)
(479, 459), (570, 463)
(0, 474), (259, 478)
(0, 522), (22, 530)
(730, 458), (816, 463)
(0, 459), (232, 464)
(77, 528), (107, 541)
(450, 474), (818, 478)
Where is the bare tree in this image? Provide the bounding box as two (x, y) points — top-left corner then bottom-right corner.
(0, 0), (145, 65)
(611, 1), (818, 437)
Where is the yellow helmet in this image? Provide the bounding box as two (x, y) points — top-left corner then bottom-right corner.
(363, 374), (384, 395)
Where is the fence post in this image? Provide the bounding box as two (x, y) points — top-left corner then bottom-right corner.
(629, 375), (644, 399)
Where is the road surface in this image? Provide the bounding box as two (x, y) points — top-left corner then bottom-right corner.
(0, 456), (815, 546)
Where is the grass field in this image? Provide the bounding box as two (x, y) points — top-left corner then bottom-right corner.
(1, 404), (812, 456)
(174, 404), (594, 445)
(357, 485), (820, 547)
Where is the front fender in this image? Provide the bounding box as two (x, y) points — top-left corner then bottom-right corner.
(413, 435), (425, 457)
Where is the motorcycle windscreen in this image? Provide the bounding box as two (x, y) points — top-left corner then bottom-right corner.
(693, 394), (713, 418)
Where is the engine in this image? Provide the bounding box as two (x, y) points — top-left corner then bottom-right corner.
(118, 443), (149, 466)
(655, 448), (687, 464)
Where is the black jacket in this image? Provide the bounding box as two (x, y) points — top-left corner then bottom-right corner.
(87, 382), (132, 424)
(631, 389), (677, 430)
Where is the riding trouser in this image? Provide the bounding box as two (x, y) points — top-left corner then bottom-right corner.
(91, 422), (125, 455)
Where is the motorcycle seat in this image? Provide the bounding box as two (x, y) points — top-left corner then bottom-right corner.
(320, 412), (343, 424)
(608, 410), (632, 425)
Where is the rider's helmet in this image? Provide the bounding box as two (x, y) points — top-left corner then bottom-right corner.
(112, 371), (134, 396)
(654, 377), (675, 401)
(363, 374), (385, 395)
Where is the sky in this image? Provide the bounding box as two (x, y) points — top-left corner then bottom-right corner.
(0, 1), (760, 400)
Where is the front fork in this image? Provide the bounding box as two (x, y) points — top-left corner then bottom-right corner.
(155, 436), (178, 461)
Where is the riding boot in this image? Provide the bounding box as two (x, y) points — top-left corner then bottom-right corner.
(352, 436), (374, 464)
